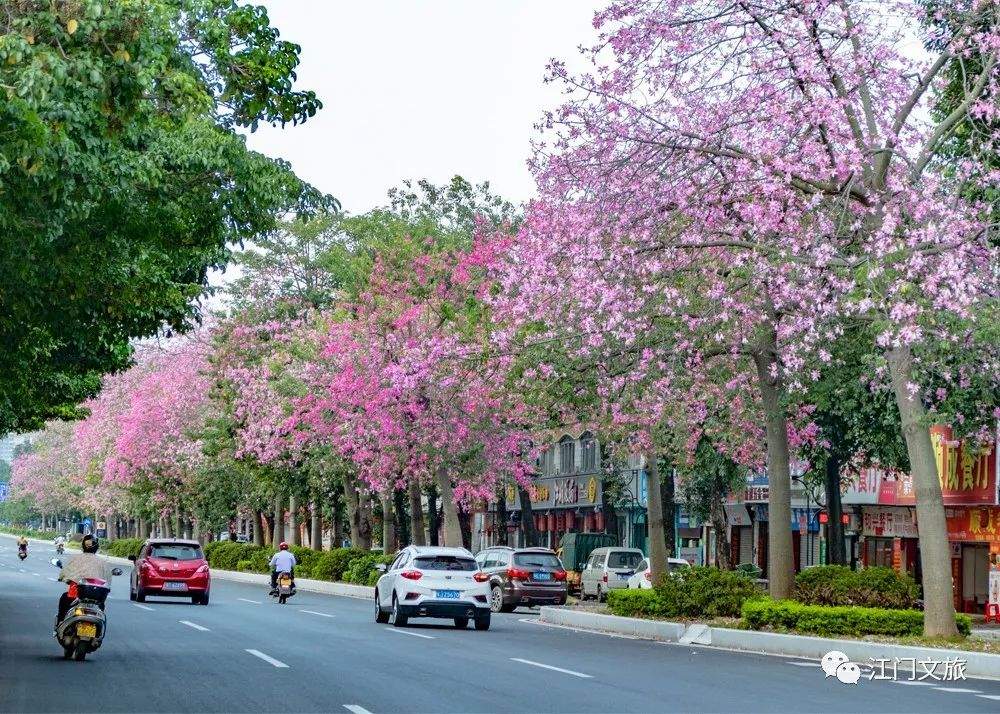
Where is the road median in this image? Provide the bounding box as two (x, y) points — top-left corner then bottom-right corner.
(538, 606), (1000, 680)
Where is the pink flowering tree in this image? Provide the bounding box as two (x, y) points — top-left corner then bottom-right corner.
(516, 0), (998, 633)
(10, 420), (87, 519)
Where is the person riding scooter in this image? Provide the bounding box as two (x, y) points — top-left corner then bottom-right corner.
(54, 535), (66, 555)
(17, 536), (28, 560)
(56, 534), (113, 629)
(268, 542), (296, 595)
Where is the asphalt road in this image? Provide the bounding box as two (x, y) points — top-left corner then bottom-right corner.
(1, 538), (999, 713)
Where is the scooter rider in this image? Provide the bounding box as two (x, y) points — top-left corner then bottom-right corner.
(17, 536), (28, 552)
(269, 542), (296, 594)
(56, 534), (113, 629)
(54, 535), (66, 553)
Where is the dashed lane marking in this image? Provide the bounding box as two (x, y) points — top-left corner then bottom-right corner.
(245, 649), (289, 668)
(343, 706), (374, 714)
(238, 598), (262, 605)
(132, 603), (155, 611)
(179, 620), (210, 632)
(932, 687), (981, 694)
(510, 658), (592, 679)
(977, 695), (1000, 701)
(787, 662), (821, 667)
(300, 610), (335, 618)
(386, 628), (435, 639)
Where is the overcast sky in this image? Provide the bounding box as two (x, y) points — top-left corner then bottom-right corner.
(243, 1), (605, 214)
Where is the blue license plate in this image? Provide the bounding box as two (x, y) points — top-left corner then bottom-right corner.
(436, 590), (459, 599)
(163, 581), (188, 591)
(534, 571), (552, 581)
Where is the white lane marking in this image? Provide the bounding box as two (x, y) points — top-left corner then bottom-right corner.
(933, 687), (981, 693)
(18, 568), (25, 573)
(300, 610), (335, 618)
(245, 649), (289, 668)
(977, 695), (1000, 701)
(238, 598), (262, 605)
(47, 577), (58, 582)
(787, 661), (821, 668)
(32, 572), (41, 577)
(521, 617), (642, 640)
(510, 658), (592, 679)
(385, 628), (435, 639)
(343, 706), (374, 714)
(179, 620), (210, 632)
(893, 681), (936, 686)
(133, 603), (155, 611)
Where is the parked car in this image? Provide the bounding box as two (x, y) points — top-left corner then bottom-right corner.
(129, 539), (210, 605)
(374, 545), (491, 630)
(475, 546), (568, 612)
(625, 557), (691, 589)
(580, 547), (644, 602)
(557, 532), (618, 595)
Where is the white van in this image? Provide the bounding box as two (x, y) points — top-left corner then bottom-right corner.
(580, 547), (645, 602)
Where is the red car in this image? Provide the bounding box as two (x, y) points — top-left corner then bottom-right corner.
(129, 539), (210, 605)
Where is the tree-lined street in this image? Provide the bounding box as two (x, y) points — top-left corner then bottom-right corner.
(2, 537), (1000, 713)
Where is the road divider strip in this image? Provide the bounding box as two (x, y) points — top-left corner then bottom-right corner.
(245, 649), (289, 668)
(510, 658), (592, 679)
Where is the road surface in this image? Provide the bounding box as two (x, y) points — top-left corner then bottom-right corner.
(1, 539), (998, 713)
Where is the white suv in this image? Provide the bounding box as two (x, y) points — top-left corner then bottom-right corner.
(374, 546), (491, 630)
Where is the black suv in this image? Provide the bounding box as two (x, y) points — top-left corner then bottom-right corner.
(475, 546), (568, 612)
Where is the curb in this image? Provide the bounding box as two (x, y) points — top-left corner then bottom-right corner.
(0, 533), (372, 600)
(538, 607), (1000, 681)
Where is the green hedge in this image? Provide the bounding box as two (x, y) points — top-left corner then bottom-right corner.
(103, 538), (144, 558)
(201, 541), (385, 583)
(607, 566), (764, 619)
(742, 599), (971, 638)
(343, 553), (397, 587)
(794, 566), (919, 609)
(1, 527), (62, 540)
(311, 548), (368, 582)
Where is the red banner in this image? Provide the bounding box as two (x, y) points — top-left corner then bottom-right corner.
(879, 425), (996, 506)
(946, 507), (1000, 544)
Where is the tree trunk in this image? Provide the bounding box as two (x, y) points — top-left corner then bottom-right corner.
(887, 345), (958, 637)
(288, 494), (300, 546)
(310, 498), (323, 552)
(357, 495), (373, 550)
(495, 484), (509, 546)
(381, 493), (395, 553)
(272, 493), (284, 545)
(434, 467), (464, 548)
(331, 489), (344, 547)
(106, 513), (116, 541)
(393, 488), (409, 548)
(343, 480), (362, 548)
(253, 510), (265, 546)
(645, 452), (669, 583)
(517, 485), (539, 547)
(710, 494), (732, 570)
(409, 481), (426, 546)
(660, 464), (676, 558)
(457, 502), (472, 550)
(426, 483), (440, 546)
(753, 345), (794, 599)
(824, 450), (846, 565)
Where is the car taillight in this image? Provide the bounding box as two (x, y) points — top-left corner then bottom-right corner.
(644, 571), (651, 581)
(473, 572), (489, 582)
(400, 570), (422, 580)
(196, 564), (209, 574)
(602, 573), (608, 583)
(67, 582), (78, 599)
(507, 567), (530, 580)
(554, 570), (567, 581)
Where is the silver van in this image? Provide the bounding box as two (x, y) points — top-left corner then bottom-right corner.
(580, 547), (645, 602)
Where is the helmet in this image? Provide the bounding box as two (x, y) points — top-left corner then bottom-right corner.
(82, 534), (99, 553)
(279, 541), (289, 550)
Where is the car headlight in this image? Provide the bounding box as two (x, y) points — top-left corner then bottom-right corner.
(74, 607), (85, 617)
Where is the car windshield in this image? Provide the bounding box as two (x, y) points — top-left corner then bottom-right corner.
(668, 562), (688, 573)
(514, 553), (562, 569)
(413, 556), (477, 571)
(150, 544), (203, 561)
(607, 552), (643, 568)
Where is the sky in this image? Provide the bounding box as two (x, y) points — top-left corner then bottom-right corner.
(242, 1), (606, 215)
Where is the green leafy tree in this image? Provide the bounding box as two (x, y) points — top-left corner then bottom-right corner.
(0, 0), (334, 433)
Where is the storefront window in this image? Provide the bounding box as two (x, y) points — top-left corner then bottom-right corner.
(865, 537), (894, 568)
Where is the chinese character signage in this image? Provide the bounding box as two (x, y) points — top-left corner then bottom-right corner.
(862, 507), (919, 538)
(945, 506), (1000, 544)
(841, 468), (881, 505)
(505, 475), (602, 510)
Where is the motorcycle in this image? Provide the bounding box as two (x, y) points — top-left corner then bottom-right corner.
(17, 547), (27, 561)
(55, 543), (65, 555)
(271, 571), (296, 605)
(50, 558), (123, 661)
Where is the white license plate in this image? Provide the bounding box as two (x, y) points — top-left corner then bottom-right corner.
(618, 573), (630, 580)
(163, 581), (188, 591)
(534, 572), (552, 581)
(436, 590), (460, 599)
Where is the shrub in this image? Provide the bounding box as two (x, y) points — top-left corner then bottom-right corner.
(311, 548), (368, 582)
(104, 538), (144, 558)
(656, 566), (765, 618)
(742, 599), (971, 638)
(606, 589), (665, 618)
(289, 545), (321, 577)
(343, 552), (396, 587)
(794, 566), (918, 609)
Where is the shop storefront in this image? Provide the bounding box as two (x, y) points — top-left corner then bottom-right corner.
(496, 474), (604, 550)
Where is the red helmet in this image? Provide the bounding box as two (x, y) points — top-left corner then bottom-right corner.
(279, 541), (289, 550)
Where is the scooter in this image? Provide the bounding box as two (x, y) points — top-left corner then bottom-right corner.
(50, 558), (123, 661)
(55, 542), (65, 555)
(17, 548), (27, 561)
(271, 571), (296, 605)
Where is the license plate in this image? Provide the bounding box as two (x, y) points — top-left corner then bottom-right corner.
(618, 573), (631, 580)
(163, 581), (188, 591)
(534, 571), (552, 581)
(435, 590), (459, 599)
(76, 623), (97, 639)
